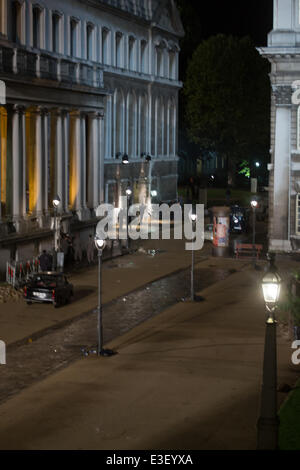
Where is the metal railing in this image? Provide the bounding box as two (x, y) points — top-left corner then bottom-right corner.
(6, 257), (40, 288)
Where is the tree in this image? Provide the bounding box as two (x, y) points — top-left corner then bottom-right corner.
(184, 34), (270, 185)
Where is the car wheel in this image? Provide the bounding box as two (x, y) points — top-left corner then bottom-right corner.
(26, 301), (32, 306)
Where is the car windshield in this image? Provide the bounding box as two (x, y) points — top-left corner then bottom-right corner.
(31, 275), (60, 288)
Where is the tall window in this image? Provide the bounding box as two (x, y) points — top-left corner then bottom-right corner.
(12, 1), (22, 43)
(32, 5), (41, 49)
(102, 27), (110, 65)
(169, 51), (175, 79)
(128, 36), (136, 71)
(86, 22), (94, 61)
(116, 32), (123, 68)
(141, 40), (147, 73)
(70, 18), (78, 57)
(156, 46), (164, 77)
(52, 12), (60, 53)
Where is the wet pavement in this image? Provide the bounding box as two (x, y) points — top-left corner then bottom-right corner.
(0, 265), (235, 405)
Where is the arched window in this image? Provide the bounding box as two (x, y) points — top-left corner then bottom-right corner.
(102, 27), (110, 65)
(169, 51), (175, 79)
(127, 91), (137, 158)
(168, 99), (176, 157)
(140, 94), (148, 155)
(52, 11), (61, 53)
(70, 17), (79, 57)
(12, 1), (22, 43)
(140, 40), (147, 73)
(155, 97), (164, 156)
(115, 89), (125, 155)
(115, 31), (123, 68)
(86, 22), (94, 61)
(128, 36), (136, 71)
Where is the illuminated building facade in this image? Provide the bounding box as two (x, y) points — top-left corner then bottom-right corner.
(0, 0), (183, 271)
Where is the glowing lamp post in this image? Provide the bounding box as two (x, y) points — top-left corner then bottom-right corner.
(257, 253), (282, 450)
(122, 154), (129, 165)
(125, 187), (132, 251)
(250, 198), (258, 267)
(52, 195), (61, 271)
(94, 235), (115, 357)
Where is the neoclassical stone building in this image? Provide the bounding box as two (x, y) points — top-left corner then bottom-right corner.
(0, 0), (184, 272)
(259, 0), (300, 253)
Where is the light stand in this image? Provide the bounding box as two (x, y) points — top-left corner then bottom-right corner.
(52, 195), (61, 271)
(257, 253), (281, 450)
(94, 235), (116, 357)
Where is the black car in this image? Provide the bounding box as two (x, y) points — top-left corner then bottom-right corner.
(24, 272), (74, 308)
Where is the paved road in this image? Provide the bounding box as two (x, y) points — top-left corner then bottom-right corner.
(0, 265), (233, 405)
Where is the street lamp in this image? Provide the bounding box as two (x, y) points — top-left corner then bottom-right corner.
(188, 209), (204, 302)
(250, 198), (258, 268)
(52, 195), (61, 271)
(125, 187), (132, 251)
(94, 234), (115, 357)
(122, 154), (129, 165)
(257, 253), (282, 450)
(151, 190), (157, 198)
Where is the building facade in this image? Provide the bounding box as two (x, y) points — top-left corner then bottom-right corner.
(259, 0), (300, 253)
(0, 0), (184, 273)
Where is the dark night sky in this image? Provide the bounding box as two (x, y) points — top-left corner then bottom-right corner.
(178, 0), (273, 78)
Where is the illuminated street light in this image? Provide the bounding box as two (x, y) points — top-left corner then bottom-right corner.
(151, 190), (157, 198)
(52, 195), (61, 271)
(250, 198), (258, 268)
(125, 187), (132, 251)
(257, 254), (281, 450)
(188, 209), (204, 302)
(122, 154), (129, 165)
(94, 234), (115, 357)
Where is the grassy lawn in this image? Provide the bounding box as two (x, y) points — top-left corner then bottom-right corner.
(279, 378), (300, 450)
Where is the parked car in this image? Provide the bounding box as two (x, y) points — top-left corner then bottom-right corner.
(23, 272), (74, 308)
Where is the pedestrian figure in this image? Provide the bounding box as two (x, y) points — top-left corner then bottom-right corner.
(39, 250), (52, 272)
(73, 233), (82, 263)
(87, 234), (95, 264)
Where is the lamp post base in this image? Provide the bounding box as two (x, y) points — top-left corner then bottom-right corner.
(98, 348), (117, 357)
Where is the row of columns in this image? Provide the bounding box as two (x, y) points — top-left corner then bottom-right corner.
(0, 104), (104, 227)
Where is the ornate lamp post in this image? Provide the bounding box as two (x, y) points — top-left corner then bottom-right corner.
(257, 253), (282, 450)
(125, 187), (132, 251)
(250, 198), (258, 267)
(94, 234), (115, 357)
(52, 195), (61, 271)
(188, 209), (204, 302)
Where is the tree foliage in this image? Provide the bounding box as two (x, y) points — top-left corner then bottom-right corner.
(184, 35), (270, 166)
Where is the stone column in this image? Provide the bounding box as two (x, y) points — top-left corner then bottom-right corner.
(12, 106), (21, 226)
(62, 110), (69, 213)
(80, 111), (87, 214)
(54, 109), (64, 214)
(270, 85), (292, 251)
(34, 107), (43, 221)
(98, 112), (105, 205)
(69, 110), (82, 215)
(41, 108), (49, 216)
(87, 111), (99, 210)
